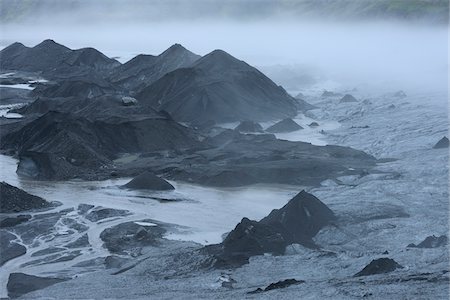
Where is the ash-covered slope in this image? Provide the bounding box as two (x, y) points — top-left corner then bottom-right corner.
(109, 44), (200, 92)
(1, 111), (200, 180)
(136, 49), (304, 123)
(0, 39), (120, 77)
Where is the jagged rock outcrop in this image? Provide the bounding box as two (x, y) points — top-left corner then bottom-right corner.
(204, 191), (336, 267)
(266, 118), (303, 133)
(407, 235), (448, 248)
(248, 279), (305, 294)
(136, 49), (305, 123)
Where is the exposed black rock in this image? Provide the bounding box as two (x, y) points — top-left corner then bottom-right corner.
(85, 207), (130, 222)
(433, 137), (449, 149)
(205, 191), (336, 267)
(0, 230), (26, 266)
(0, 214), (31, 228)
(266, 118), (303, 133)
(77, 204), (94, 215)
(136, 49), (303, 123)
(104, 255), (131, 269)
(123, 171), (175, 190)
(100, 220), (166, 255)
(7, 272), (68, 298)
(339, 94), (358, 103)
(234, 121), (264, 133)
(248, 279), (305, 294)
(354, 258), (404, 277)
(407, 235), (448, 248)
(0, 182), (52, 213)
(109, 43), (200, 93)
(309, 122), (319, 127)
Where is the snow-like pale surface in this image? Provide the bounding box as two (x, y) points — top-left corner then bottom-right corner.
(0, 103), (24, 118)
(1, 88), (448, 299)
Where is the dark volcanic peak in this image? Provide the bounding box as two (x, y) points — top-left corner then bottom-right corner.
(0, 39), (119, 76)
(136, 48), (302, 123)
(109, 43), (200, 92)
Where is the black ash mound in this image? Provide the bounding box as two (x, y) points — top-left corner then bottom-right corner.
(136, 49), (306, 123)
(266, 118), (303, 133)
(354, 258), (403, 277)
(433, 136), (449, 149)
(234, 120), (264, 133)
(205, 190), (336, 267)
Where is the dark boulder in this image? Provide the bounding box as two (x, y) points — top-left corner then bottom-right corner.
(85, 207), (130, 222)
(0, 182), (52, 213)
(205, 190), (336, 267)
(123, 171), (175, 191)
(266, 118), (303, 133)
(0, 230), (26, 266)
(235, 121), (264, 133)
(433, 137), (449, 149)
(7, 273), (68, 298)
(308, 122), (319, 127)
(339, 94), (358, 103)
(248, 278), (305, 294)
(354, 258), (404, 277)
(407, 235), (448, 248)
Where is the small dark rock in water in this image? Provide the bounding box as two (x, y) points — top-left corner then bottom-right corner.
(339, 94), (358, 103)
(0, 230), (27, 266)
(407, 235), (448, 248)
(0, 214), (31, 228)
(266, 118), (303, 133)
(205, 190), (336, 267)
(7, 272), (68, 298)
(248, 279), (304, 294)
(308, 122), (319, 127)
(123, 171), (175, 190)
(0, 182), (53, 213)
(235, 120), (264, 133)
(354, 258), (403, 277)
(433, 137), (449, 149)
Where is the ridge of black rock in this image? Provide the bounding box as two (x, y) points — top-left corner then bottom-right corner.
(407, 235), (448, 248)
(109, 43), (200, 92)
(0, 182), (53, 213)
(204, 190), (336, 267)
(136, 49), (305, 123)
(7, 272), (68, 298)
(354, 258), (404, 277)
(248, 278), (305, 294)
(122, 171), (175, 190)
(433, 136), (449, 149)
(266, 118), (303, 133)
